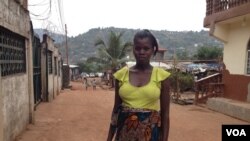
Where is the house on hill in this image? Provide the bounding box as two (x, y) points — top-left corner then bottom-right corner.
(153, 47), (167, 61)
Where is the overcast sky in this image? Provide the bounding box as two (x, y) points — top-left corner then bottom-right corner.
(29, 0), (207, 37)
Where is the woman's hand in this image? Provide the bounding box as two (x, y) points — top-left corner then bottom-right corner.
(160, 78), (170, 141)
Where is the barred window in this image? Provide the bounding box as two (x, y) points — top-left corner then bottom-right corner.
(247, 42), (250, 74)
(58, 61), (61, 76)
(48, 51), (52, 74)
(0, 26), (26, 76)
(54, 57), (57, 75)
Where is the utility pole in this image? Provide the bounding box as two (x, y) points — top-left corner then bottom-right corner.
(65, 24), (69, 65)
(64, 24), (70, 88)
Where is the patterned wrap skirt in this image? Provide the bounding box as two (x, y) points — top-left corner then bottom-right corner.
(112, 106), (161, 141)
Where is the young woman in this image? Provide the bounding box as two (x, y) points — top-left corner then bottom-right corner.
(107, 29), (171, 141)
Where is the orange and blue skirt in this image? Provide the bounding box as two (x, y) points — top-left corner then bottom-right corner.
(112, 106), (161, 141)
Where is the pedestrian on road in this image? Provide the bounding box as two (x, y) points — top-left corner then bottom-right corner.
(107, 29), (171, 141)
(83, 77), (88, 90)
(92, 78), (96, 90)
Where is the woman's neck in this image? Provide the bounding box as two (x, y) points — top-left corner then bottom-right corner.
(134, 63), (152, 71)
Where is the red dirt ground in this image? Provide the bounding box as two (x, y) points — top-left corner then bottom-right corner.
(15, 81), (249, 141)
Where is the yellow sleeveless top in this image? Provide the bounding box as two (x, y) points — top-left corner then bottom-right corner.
(113, 67), (170, 111)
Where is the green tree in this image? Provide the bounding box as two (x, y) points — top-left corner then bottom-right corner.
(87, 30), (132, 86)
(176, 48), (190, 60)
(194, 46), (223, 60)
(77, 61), (97, 74)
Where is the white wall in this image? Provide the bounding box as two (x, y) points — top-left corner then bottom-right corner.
(223, 21), (250, 74)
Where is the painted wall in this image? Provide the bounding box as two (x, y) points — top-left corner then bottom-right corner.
(212, 16), (250, 102)
(223, 69), (250, 101)
(222, 20), (250, 75)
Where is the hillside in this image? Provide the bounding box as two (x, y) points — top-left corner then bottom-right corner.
(35, 27), (223, 64)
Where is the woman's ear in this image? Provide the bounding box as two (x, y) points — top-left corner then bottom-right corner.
(150, 53), (154, 59)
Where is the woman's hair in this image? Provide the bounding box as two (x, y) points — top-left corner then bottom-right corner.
(133, 29), (158, 56)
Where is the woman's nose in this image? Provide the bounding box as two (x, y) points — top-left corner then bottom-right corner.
(139, 49), (145, 54)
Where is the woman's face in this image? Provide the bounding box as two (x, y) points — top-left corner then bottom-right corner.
(133, 37), (154, 65)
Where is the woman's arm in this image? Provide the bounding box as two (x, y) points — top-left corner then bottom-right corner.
(160, 78), (170, 141)
(107, 79), (122, 141)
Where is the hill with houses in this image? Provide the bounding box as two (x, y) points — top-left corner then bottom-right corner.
(35, 27), (223, 64)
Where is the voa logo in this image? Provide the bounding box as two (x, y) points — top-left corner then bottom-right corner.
(226, 129), (246, 136)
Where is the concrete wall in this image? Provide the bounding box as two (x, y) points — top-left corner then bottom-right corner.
(47, 36), (55, 101)
(0, 68), (3, 141)
(41, 35), (62, 102)
(41, 43), (47, 101)
(0, 1), (32, 141)
(48, 74), (54, 101)
(207, 98), (250, 122)
(42, 35), (54, 102)
(58, 59), (62, 93)
(0, 0), (29, 37)
(53, 47), (62, 96)
(2, 76), (29, 141)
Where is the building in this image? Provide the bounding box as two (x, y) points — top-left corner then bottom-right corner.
(202, 0), (250, 122)
(0, 1), (63, 141)
(41, 34), (63, 102)
(153, 47), (167, 61)
(0, 1), (32, 141)
(67, 64), (80, 81)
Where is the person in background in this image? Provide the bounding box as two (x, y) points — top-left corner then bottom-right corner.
(107, 29), (171, 141)
(92, 78), (96, 90)
(83, 77), (88, 91)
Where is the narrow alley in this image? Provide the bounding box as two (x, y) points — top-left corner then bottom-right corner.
(15, 81), (249, 141)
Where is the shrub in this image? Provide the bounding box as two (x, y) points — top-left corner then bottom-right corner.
(168, 70), (194, 93)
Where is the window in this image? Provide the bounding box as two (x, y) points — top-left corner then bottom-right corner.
(48, 51), (52, 74)
(0, 26), (26, 76)
(54, 57), (57, 75)
(247, 41), (250, 74)
(58, 61), (61, 76)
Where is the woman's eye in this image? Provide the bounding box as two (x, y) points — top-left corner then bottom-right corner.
(135, 47), (140, 51)
(135, 47), (150, 51)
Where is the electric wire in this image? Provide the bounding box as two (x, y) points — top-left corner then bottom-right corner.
(29, 0), (52, 20)
(28, 0), (49, 7)
(57, 0), (66, 32)
(29, 0), (66, 42)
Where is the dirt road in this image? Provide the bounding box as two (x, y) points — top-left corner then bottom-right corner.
(15, 81), (249, 141)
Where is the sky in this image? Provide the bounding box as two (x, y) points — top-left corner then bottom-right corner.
(29, 0), (207, 37)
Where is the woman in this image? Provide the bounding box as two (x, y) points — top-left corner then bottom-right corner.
(107, 29), (171, 141)
(83, 77), (88, 90)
